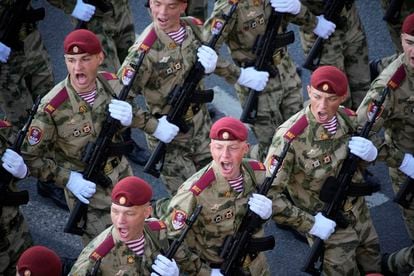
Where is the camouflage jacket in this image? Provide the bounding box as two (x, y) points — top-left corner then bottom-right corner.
(46, 0), (126, 18)
(69, 219), (202, 276)
(266, 105), (368, 233)
(204, 0), (318, 84)
(120, 17), (210, 138)
(162, 159), (269, 275)
(357, 53), (414, 168)
(21, 72), (129, 187)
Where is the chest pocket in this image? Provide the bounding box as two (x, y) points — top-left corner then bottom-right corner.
(242, 14), (265, 32)
(198, 196), (236, 236)
(155, 56), (183, 80)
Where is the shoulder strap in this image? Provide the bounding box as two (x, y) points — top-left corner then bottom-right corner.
(100, 71), (118, 80)
(342, 107), (356, 117)
(0, 120), (12, 128)
(89, 234), (115, 262)
(387, 64), (406, 90)
(44, 87), (69, 114)
(283, 114), (308, 142)
(190, 167), (216, 196)
(247, 160), (266, 171)
(139, 27), (158, 53)
(145, 219), (167, 231)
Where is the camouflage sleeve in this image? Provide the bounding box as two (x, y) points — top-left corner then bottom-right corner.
(265, 128), (315, 233)
(45, 0), (75, 14)
(203, 0), (241, 84)
(118, 42), (159, 134)
(21, 101), (71, 188)
(286, 2), (318, 32)
(173, 240), (210, 275)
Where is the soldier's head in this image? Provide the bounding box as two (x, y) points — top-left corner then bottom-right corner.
(149, 0), (187, 33)
(209, 117), (249, 180)
(63, 29), (104, 94)
(16, 246), (62, 276)
(401, 13), (414, 68)
(111, 176), (153, 242)
(307, 65), (348, 124)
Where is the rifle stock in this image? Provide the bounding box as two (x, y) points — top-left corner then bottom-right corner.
(64, 49), (148, 236)
(219, 142), (290, 275)
(240, 11), (294, 124)
(0, 95), (41, 215)
(144, 1), (239, 178)
(394, 177), (414, 209)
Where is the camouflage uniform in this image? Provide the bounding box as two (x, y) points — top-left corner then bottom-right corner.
(385, 244), (414, 275)
(265, 106), (381, 274)
(204, 0), (318, 161)
(47, 0), (135, 72)
(299, 1), (370, 110)
(21, 72), (133, 245)
(357, 53), (414, 241)
(121, 18), (212, 194)
(161, 159), (270, 275)
(0, 0), (54, 137)
(186, 0), (209, 21)
(0, 122), (32, 276)
(69, 220), (202, 276)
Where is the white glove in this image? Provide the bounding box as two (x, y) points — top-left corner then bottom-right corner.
(1, 149), (27, 179)
(151, 255), (179, 276)
(237, 67), (269, 91)
(109, 99), (133, 127)
(309, 212), (336, 241)
(399, 153), (414, 178)
(197, 45), (218, 74)
(66, 171), (96, 204)
(348, 136), (378, 162)
(153, 115), (179, 143)
(71, 0), (96, 22)
(313, 15), (336, 39)
(210, 268), (224, 276)
(0, 42), (11, 63)
(270, 0), (301, 15)
(248, 193), (272, 220)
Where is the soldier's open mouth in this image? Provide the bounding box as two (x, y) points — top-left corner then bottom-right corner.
(221, 162), (233, 173)
(75, 73), (88, 85)
(317, 111), (328, 122)
(118, 228), (128, 239)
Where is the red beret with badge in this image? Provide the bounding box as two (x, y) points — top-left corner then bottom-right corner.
(64, 29), (102, 55)
(17, 246), (62, 276)
(209, 116), (248, 141)
(402, 13), (414, 35)
(310, 65), (348, 96)
(111, 176), (153, 207)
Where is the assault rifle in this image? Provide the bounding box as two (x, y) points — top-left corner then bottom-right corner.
(302, 66), (406, 275)
(302, 0), (348, 71)
(64, 36), (154, 236)
(0, 95), (41, 216)
(219, 143), (291, 275)
(0, 0), (45, 50)
(240, 11), (294, 124)
(143, 0), (239, 178)
(76, 0), (113, 29)
(383, 0), (403, 25)
(394, 177), (414, 209)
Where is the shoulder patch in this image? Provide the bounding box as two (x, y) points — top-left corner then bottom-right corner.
(89, 234), (115, 262)
(0, 120), (12, 128)
(284, 114), (308, 142)
(342, 107), (356, 117)
(44, 87), (68, 114)
(248, 160), (266, 171)
(190, 168), (215, 196)
(146, 219), (167, 231)
(100, 72), (118, 80)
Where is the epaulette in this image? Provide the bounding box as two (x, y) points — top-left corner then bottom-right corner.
(89, 234), (115, 262)
(188, 16), (204, 25)
(190, 168), (215, 196)
(44, 87), (69, 114)
(139, 27), (158, 53)
(342, 107), (356, 117)
(248, 160), (266, 171)
(387, 64), (406, 90)
(0, 120), (12, 128)
(145, 219), (167, 231)
(100, 72), (118, 80)
(283, 114), (308, 142)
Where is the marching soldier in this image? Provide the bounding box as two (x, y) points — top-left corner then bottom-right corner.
(161, 117), (273, 275)
(266, 66), (381, 274)
(120, 0), (218, 194)
(22, 29), (134, 245)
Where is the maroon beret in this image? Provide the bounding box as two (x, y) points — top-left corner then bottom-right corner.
(63, 29), (102, 55)
(310, 65), (348, 96)
(402, 13), (414, 35)
(17, 246), (62, 276)
(112, 176), (153, 207)
(209, 116), (248, 141)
